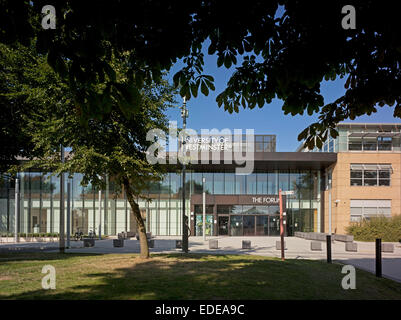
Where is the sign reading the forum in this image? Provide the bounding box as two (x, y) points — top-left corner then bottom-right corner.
(252, 196), (279, 204)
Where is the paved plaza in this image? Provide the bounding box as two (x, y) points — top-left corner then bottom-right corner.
(2, 236), (401, 283)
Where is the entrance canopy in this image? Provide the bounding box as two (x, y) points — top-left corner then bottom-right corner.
(186, 152), (337, 171)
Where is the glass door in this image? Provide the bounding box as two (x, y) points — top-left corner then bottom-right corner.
(256, 216), (268, 235)
(218, 216), (229, 236)
(243, 215), (255, 236)
(196, 214), (214, 236)
(230, 215), (243, 236)
(268, 215), (280, 236)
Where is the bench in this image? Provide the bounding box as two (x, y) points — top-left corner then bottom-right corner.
(209, 239), (218, 249)
(242, 240), (251, 249)
(117, 232), (127, 240)
(126, 231), (136, 238)
(276, 241), (286, 250)
(382, 243), (394, 253)
(135, 232), (152, 240)
(310, 241), (322, 251)
(345, 242), (357, 252)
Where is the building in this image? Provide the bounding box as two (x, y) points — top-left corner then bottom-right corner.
(1, 123), (399, 238)
(298, 123), (401, 234)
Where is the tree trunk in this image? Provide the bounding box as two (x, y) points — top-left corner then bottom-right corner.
(123, 179), (149, 259)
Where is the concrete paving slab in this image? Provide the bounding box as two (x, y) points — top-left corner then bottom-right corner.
(2, 236), (401, 282)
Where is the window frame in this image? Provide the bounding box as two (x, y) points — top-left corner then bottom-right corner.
(350, 164), (391, 187)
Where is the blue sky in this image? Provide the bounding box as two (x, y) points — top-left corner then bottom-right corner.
(165, 42), (399, 152)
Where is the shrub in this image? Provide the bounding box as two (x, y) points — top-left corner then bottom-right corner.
(346, 215), (401, 242)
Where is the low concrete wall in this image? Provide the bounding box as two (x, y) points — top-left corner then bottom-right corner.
(294, 232), (327, 241)
(294, 232), (353, 242)
(0, 237), (59, 243)
(333, 234), (354, 242)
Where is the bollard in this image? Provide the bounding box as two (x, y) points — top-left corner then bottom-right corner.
(326, 235), (332, 263)
(376, 238), (382, 277)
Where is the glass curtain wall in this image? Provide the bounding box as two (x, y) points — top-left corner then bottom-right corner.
(0, 169), (321, 236)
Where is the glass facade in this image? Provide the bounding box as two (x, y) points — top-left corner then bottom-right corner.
(0, 169), (321, 237)
(304, 124), (401, 153)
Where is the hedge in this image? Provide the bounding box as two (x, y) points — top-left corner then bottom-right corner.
(346, 215), (401, 242)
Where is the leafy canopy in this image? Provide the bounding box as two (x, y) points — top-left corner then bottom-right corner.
(1, 0), (400, 149)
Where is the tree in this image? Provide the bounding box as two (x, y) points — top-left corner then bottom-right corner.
(0, 42), (61, 171)
(4, 43), (175, 258)
(1, 1), (400, 148)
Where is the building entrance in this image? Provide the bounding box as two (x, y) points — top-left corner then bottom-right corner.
(218, 214), (280, 236)
(218, 216), (229, 235)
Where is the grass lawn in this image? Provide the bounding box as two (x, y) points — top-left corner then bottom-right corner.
(1, 252), (401, 299)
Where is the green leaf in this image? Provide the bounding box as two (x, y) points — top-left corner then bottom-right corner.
(330, 128), (339, 139)
(190, 82), (198, 98)
(173, 71), (182, 88)
(224, 55), (232, 69)
(200, 80), (209, 96)
(217, 55), (224, 67)
(316, 138), (322, 149)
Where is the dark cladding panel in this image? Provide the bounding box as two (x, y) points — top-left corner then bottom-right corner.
(185, 152), (337, 172)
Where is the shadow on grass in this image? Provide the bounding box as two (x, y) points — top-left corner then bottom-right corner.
(0, 252), (103, 262)
(2, 253), (401, 300)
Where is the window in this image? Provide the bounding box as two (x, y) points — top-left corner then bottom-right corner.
(379, 170), (390, 186)
(214, 173), (224, 194)
(348, 136), (393, 151)
(217, 205), (242, 214)
(254, 135), (275, 152)
(350, 169), (362, 186)
(224, 172), (235, 194)
(194, 205), (214, 214)
(328, 139), (334, 152)
(235, 175), (246, 194)
(256, 173), (268, 194)
(378, 137), (392, 150)
(246, 174), (257, 194)
(350, 199), (391, 221)
(350, 164), (391, 186)
(348, 138), (362, 150)
(363, 138), (377, 151)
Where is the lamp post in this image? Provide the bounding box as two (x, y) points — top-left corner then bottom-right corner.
(98, 189), (102, 240)
(14, 178), (19, 243)
(202, 177), (206, 241)
(181, 97), (189, 253)
(280, 190), (294, 261)
(279, 189), (284, 261)
(66, 180), (71, 248)
(59, 145), (65, 253)
(327, 169), (332, 235)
